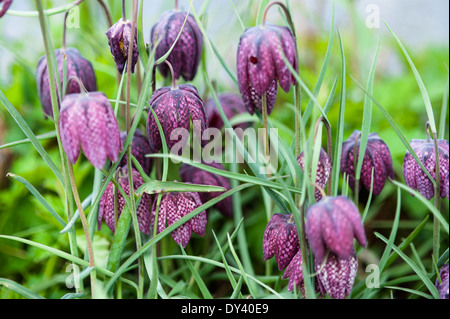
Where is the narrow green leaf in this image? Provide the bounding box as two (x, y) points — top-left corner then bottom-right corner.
(385, 22), (437, 134)
(7, 173), (66, 228)
(106, 205), (132, 272)
(384, 286), (432, 299)
(0, 278), (45, 299)
(439, 72), (449, 140)
(255, 0), (270, 26)
(375, 233), (440, 299)
(180, 246), (213, 299)
(0, 131), (57, 150)
(135, 180), (226, 196)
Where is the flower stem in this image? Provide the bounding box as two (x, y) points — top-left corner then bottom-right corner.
(314, 116), (333, 196)
(432, 132), (441, 259)
(68, 161), (96, 298)
(353, 131), (362, 206)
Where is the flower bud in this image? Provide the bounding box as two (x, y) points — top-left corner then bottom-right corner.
(179, 161), (233, 218)
(150, 10), (203, 81)
(341, 130), (394, 195)
(305, 196), (366, 262)
(146, 84), (207, 154)
(36, 48), (97, 117)
(98, 168), (152, 234)
(403, 138), (449, 200)
(263, 213), (299, 270)
(106, 18), (139, 74)
(436, 263), (449, 299)
(205, 93), (250, 131)
(58, 91), (121, 169)
(237, 24), (297, 115)
(152, 187), (207, 248)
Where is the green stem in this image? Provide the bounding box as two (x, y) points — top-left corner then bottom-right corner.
(68, 162), (96, 298)
(125, 0), (144, 299)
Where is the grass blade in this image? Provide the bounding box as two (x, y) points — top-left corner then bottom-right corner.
(0, 278), (45, 299)
(180, 246), (213, 299)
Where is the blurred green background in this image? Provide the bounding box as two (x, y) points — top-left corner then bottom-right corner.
(0, 0), (448, 298)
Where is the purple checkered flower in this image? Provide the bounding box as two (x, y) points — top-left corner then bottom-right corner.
(179, 162), (233, 218)
(297, 148), (332, 202)
(205, 93), (250, 131)
(152, 187), (207, 248)
(305, 196), (366, 263)
(58, 92), (121, 169)
(263, 213), (299, 271)
(236, 24), (297, 115)
(146, 84), (207, 154)
(106, 18), (139, 74)
(436, 263), (449, 299)
(150, 10), (203, 81)
(98, 168), (152, 235)
(403, 139), (449, 200)
(119, 129), (153, 175)
(315, 250), (358, 299)
(0, 0), (12, 18)
(36, 48), (97, 118)
(341, 130), (394, 195)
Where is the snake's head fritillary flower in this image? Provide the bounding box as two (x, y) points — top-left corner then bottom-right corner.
(263, 213), (299, 271)
(152, 187), (207, 248)
(0, 0), (12, 18)
(205, 93), (250, 131)
(119, 129), (153, 175)
(98, 168), (152, 235)
(436, 263), (449, 299)
(106, 18), (139, 74)
(59, 92), (121, 169)
(297, 148), (332, 202)
(36, 48), (97, 118)
(150, 10), (203, 81)
(305, 196), (366, 263)
(179, 162), (233, 218)
(236, 24), (297, 115)
(341, 130), (394, 195)
(146, 84), (207, 154)
(403, 139), (449, 200)
(315, 250), (358, 299)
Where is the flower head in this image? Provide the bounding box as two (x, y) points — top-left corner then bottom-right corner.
(205, 93), (250, 131)
(119, 129), (153, 175)
(106, 18), (139, 74)
(436, 263), (449, 299)
(305, 196), (366, 262)
(0, 0), (12, 18)
(98, 168), (152, 235)
(59, 91), (121, 169)
(146, 84), (207, 154)
(179, 162), (233, 218)
(36, 48), (97, 117)
(150, 10), (203, 81)
(152, 188), (207, 248)
(263, 213), (299, 270)
(341, 130), (394, 195)
(314, 250), (358, 299)
(403, 138), (449, 200)
(297, 147), (332, 201)
(236, 24), (297, 115)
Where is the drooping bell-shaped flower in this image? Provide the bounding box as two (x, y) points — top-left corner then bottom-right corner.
(403, 138), (449, 200)
(0, 0), (12, 18)
(36, 48), (97, 117)
(236, 23), (297, 115)
(305, 196), (366, 263)
(152, 187), (207, 248)
(263, 213), (300, 271)
(341, 130), (394, 195)
(315, 250), (358, 299)
(179, 162), (233, 218)
(436, 263), (449, 299)
(119, 129), (153, 175)
(146, 84), (207, 154)
(106, 18), (139, 74)
(297, 148), (332, 202)
(150, 10), (203, 81)
(98, 168), (152, 235)
(59, 91), (121, 169)
(205, 93), (250, 131)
